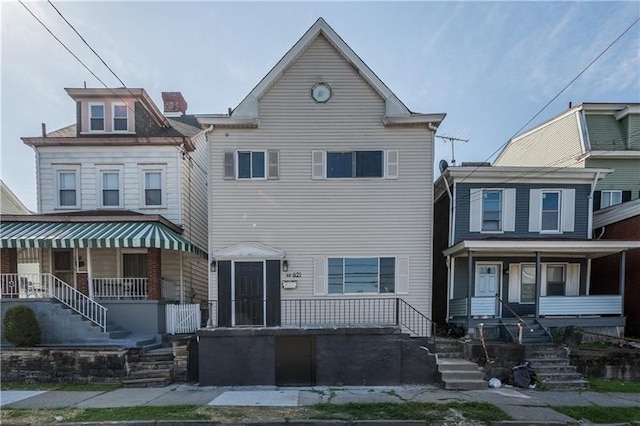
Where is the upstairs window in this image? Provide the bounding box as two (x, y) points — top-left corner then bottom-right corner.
(113, 104), (128, 131)
(89, 103), (105, 131)
(143, 171), (163, 206)
(541, 191), (560, 231)
(326, 151), (383, 178)
(482, 190), (502, 231)
(601, 190), (622, 209)
(328, 257), (395, 294)
(238, 151), (266, 179)
(55, 167), (80, 208)
(100, 170), (121, 207)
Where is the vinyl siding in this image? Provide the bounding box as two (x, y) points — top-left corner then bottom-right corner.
(209, 35), (434, 318)
(586, 158), (640, 199)
(585, 115), (627, 151)
(495, 112), (584, 167)
(628, 114), (640, 150)
(454, 183), (590, 242)
(36, 145), (181, 223)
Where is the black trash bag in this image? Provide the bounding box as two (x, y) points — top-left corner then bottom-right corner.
(510, 361), (538, 388)
(447, 322), (465, 338)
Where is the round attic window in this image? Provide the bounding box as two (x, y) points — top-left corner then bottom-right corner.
(311, 83), (332, 103)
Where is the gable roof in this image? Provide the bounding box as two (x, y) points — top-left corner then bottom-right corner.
(198, 18), (444, 127)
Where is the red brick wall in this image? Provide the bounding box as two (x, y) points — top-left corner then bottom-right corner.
(76, 273), (88, 297)
(1, 248), (18, 273)
(147, 248), (162, 300)
(591, 215), (640, 337)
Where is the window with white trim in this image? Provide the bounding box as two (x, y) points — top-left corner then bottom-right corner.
(546, 265), (566, 296)
(99, 169), (122, 208)
(601, 190), (622, 209)
(520, 265), (535, 303)
(55, 167), (80, 208)
(482, 190), (502, 231)
(139, 166), (165, 207)
(89, 103), (105, 131)
(312, 150), (398, 179)
(328, 257), (395, 294)
(112, 103), (128, 132)
(541, 190), (560, 232)
(238, 151), (266, 179)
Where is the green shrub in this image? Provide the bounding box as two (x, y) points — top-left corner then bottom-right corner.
(3, 304), (41, 346)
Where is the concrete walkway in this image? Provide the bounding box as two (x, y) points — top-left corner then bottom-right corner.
(2, 384), (640, 424)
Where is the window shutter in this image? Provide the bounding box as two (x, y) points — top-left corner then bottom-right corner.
(593, 191), (601, 211)
(561, 188), (575, 232)
(223, 151), (235, 180)
(508, 264), (519, 303)
(567, 264), (580, 296)
(267, 150), (279, 180)
(540, 267), (547, 297)
(503, 188), (516, 232)
(312, 150), (325, 179)
(396, 257), (409, 294)
(528, 189), (541, 232)
(313, 257), (325, 295)
(622, 190), (632, 203)
(385, 150), (399, 179)
(469, 188), (482, 232)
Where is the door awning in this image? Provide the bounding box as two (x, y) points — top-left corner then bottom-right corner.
(0, 221), (206, 258)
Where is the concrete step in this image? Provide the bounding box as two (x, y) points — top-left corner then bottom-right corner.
(537, 372), (585, 382)
(437, 359), (481, 371)
(441, 371), (485, 381)
(131, 361), (174, 370)
(529, 357), (570, 366)
(443, 379), (487, 390)
(542, 379), (589, 391)
(108, 330), (131, 339)
(531, 364), (578, 374)
(126, 368), (173, 379)
(121, 377), (173, 388)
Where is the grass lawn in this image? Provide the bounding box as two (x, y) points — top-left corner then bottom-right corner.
(586, 377), (640, 393)
(0, 383), (119, 392)
(554, 406), (640, 423)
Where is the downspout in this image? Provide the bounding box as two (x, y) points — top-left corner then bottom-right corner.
(587, 171), (600, 239)
(443, 174), (454, 322)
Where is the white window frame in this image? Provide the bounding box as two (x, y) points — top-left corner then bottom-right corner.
(88, 102), (105, 132)
(54, 165), (81, 209)
(97, 166), (124, 209)
(112, 102), (129, 133)
(481, 189), (502, 232)
(236, 150), (267, 180)
(540, 190), (561, 233)
(519, 263), (536, 304)
(545, 263), (567, 297)
(327, 256), (397, 295)
(470, 188), (515, 233)
(601, 190), (622, 209)
(139, 165), (166, 208)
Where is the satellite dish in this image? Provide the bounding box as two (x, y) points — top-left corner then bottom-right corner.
(439, 159), (449, 174)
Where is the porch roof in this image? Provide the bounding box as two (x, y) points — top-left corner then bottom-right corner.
(0, 220), (206, 258)
(443, 239), (640, 258)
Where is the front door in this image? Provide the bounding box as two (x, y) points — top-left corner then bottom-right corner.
(476, 264), (499, 297)
(52, 249), (74, 286)
(234, 261), (264, 326)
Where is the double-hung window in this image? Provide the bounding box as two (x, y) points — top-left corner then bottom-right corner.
(328, 257), (395, 294)
(601, 190), (622, 209)
(141, 169), (164, 207)
(100, 170), (121, 207)
(520, 265), (536, 303)
(89, 103), (105, 131)
(541, 190), (560, 232)
(326, 151), (383, 178)
(58, 170), (78, 207)
(482, 190), (502, 231)
(546, 265), (566, 296)
(237, 151), (266, 179)
(113, 103), (128, 132)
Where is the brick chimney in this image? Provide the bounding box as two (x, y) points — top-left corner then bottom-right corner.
(162, 92), (188, 117)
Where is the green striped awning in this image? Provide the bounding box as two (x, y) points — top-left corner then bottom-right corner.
(0, 221), (206, 258)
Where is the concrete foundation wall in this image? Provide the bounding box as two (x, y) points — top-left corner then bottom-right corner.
(99, 300), (167, 334)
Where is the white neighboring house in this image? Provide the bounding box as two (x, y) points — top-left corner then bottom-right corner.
(198, 18), (445, 334)
(1, 180), (33, 215)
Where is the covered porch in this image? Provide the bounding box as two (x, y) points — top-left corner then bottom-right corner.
(443, 239), (640, 337)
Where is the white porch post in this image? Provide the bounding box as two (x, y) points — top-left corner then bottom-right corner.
(87, 247), (94, 299)
(179, 252), (184, 304)
(535, 251), (541, 319)
(467, 251), (473, 332)
(619, 250), (626, 317)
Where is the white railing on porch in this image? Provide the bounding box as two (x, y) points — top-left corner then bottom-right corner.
(540, 295), (622, 316)
(471, 297), (497, 316)
(91, 278), (148, 299)
(0, 273), (107, 332)
(166, 303), (200, 335)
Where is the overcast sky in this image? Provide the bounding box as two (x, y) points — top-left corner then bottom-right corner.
(2, 1), (639, 212)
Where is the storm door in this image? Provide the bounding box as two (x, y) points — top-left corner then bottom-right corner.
(52, 249), (74, 286)
(234, 261), (264, 326)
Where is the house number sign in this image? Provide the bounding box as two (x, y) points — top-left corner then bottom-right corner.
(284, 272), (302, 278)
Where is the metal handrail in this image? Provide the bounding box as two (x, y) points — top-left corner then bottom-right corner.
(495, 294), (534, 331)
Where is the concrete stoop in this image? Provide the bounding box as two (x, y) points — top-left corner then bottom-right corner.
(122, 347), (174, 388)
(525, 344), (589, 391)
(437, 357), (487, 390)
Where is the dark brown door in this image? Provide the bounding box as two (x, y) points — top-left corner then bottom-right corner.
(52, 249), (74, 285)
(235, 262), (264, 326)
(276, 335), (316, 386)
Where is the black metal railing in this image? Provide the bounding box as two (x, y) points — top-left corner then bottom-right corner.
(206, 297), (433, 337)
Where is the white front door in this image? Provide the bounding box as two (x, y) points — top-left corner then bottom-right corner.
(476, 264), (499, 297)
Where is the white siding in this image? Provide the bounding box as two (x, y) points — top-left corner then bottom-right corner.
(36, 145), (181, 223)
(496, 112), (585, 168)
(209, 35), (434, 318)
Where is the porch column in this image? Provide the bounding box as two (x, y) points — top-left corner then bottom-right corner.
(87, 248), (94, 299)
(619, 250), (626, 317)
(535, 251), (541, 318)
(467, 251), (473, 332)
(1, 248), (18, 273)
(147, 248), (162, 300)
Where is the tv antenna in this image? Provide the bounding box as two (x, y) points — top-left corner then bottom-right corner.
(436, 135), (468, 166)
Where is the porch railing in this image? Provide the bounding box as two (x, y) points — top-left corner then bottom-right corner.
(90, 278), (148, 299)
(207, 297), (433, 337)
(539, 295), (622, 316)
(166, 303), (200, 335)
(0, 273), (107, 332)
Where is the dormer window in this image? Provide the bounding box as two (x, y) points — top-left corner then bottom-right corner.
(113, 103), (128, 132)
(89, 103), (105, 131)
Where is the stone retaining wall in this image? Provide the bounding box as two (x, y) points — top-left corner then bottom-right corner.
(570, 348), (640, 380)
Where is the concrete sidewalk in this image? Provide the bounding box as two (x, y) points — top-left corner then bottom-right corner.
(2, 384), (640, 424)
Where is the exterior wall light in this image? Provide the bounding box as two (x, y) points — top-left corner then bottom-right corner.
(282, 259), (288, 272)
(210, 259), (217, 272)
